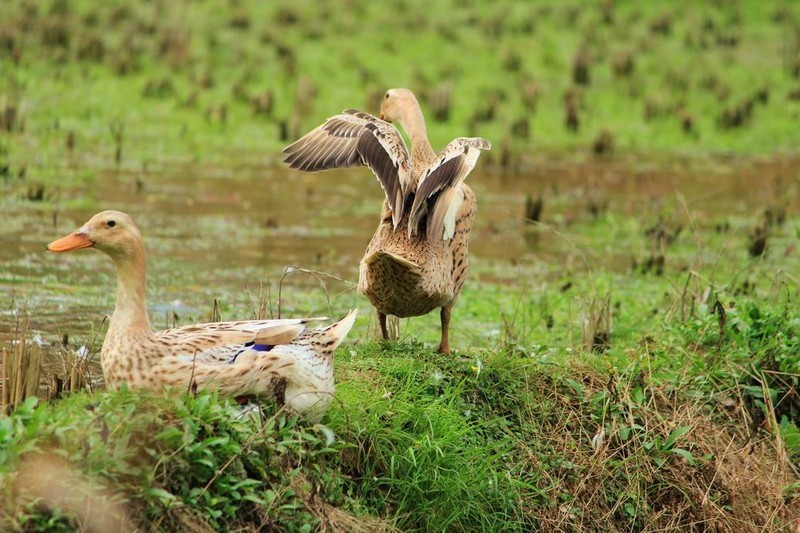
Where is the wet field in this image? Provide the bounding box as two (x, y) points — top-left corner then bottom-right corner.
(2, 154), (797, 350)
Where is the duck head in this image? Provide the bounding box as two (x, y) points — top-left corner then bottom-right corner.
(48, 210), (143, 260)
(379, 88), (421, 126)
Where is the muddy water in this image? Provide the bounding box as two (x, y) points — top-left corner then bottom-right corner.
(1, 155), (798, 343)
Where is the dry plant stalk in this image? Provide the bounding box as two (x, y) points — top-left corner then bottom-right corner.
(242, 282), (272, 320)
(581, 292), (612, 353)
(277, 265), (356, 319)
(50, 346), (91, 399)
(211, 298), (222, 322)
(2, 313), (43, 411)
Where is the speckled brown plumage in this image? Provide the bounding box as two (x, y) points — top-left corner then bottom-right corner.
(48, 210), (357, 421)
(283, 88), (490, 354)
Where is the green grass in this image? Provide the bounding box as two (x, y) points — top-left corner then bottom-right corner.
(2, 294), (799, 530)
(3, 239), (800, 530)
(0, 391), (372, 531)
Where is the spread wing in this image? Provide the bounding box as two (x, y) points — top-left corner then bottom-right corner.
(408, 137), (491, 240)
(155, 317), (326, 364)
(282, 110), (413, 228)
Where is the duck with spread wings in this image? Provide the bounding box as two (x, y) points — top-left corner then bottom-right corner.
(282, 88), (490, 354)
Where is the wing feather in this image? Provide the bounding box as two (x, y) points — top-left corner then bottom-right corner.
(156, 317), (323, 363)
(408, 137), (490, 239)
(427, 187), (465, 241)
(282, 110), (412, 227)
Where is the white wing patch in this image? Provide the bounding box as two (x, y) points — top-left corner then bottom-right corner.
(442, 188), (464, 240)
(409, 137), (490, 239)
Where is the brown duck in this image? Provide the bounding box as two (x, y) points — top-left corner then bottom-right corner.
(282, 88), (490, 354)
(47, 210), (357, 420)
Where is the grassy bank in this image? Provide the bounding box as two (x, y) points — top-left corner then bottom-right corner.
(2, 291), (799, 530)
(0, 264), (800, 531)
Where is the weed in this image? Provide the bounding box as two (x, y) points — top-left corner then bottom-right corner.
(564, 87), (581, 132)
(592, 130), (615, 156)
(108, 118), (124, 165)
(581, 292), (612, 353)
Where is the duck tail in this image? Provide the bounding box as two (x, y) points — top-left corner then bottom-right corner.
(363, 250), (422, 276)
(319, 309), (358, 358)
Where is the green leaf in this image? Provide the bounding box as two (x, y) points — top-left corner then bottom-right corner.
(563, 378), (585, 398)
(671, 448), (696, 465)
(202, 436), (230, 448)
(145, 487), (177, 504)
(664, 426), (692, 450)
(242, 494), (267, 505)
(631, 387), (645, 406)
(194, 458), (215, 468)
(231, 479), (262, 491)
(155, 427), (184, 441)
(624, 502), (636, 516)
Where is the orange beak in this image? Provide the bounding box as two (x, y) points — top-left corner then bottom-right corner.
(47, 232), (94, 252)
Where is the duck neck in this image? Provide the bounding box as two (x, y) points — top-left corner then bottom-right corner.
(402, 104), (436, 165)
(109, 242), (151, 334)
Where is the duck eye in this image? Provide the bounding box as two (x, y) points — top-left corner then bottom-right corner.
(107, 220), (116, 228)
(385, 92), (389, 99)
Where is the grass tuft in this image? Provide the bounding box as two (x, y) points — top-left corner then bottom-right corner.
(1, 309), (42, 413)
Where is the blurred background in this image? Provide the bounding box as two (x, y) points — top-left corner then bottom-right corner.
(2, 0), (800, 160)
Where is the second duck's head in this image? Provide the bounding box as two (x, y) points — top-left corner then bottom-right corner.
(48, 210), (143, 261)
(379, 88), (421, 126)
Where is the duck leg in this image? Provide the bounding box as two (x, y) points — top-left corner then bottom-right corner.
(378, 312), (401, 341)
(437, 306), (451, 355)
(378, 311), (389, 340)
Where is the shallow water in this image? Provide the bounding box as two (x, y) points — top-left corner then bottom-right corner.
(1, 154), (798, 345)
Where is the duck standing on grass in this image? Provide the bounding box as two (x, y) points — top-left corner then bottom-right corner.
(47, 210), (356, 421)
(283, 88), (490, 354)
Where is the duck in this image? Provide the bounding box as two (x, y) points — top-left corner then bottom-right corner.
(47, 210), (356, 421)
(282, 88), (490, 354)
